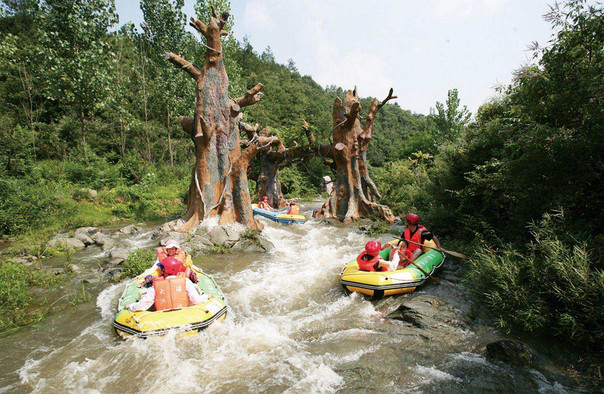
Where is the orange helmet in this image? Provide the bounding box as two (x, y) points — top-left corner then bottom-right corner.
(365, 240), (382, 256)
(161, 256), (183, 277)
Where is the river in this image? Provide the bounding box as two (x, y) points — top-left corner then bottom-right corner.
(0, 207), (593, 392)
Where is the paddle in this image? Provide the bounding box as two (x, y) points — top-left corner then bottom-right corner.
(396, 237), (469, 259)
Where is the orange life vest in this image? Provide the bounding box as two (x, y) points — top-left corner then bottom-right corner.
(258, 201), (270, 210)
(403, 225), (428, 253)
(287, 205), (300, 215)
(153, 273), (189, 311)
(156, 248), (187, 263)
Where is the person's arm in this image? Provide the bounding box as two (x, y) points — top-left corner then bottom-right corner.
(126, 287), (155, 312)
(186, 279), (209, 305)
(433, 235), (441, 249)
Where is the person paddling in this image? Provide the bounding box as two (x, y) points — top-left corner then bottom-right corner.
(257, 195), (274, 211)
(286, 201), (300, 215)
(143, 239), (198, 286)
(126, 257), (209, 312)
(400, 213), (441, 261)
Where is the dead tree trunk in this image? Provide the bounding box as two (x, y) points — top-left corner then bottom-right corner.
(314, 87), (396, 223)
(255, 121), (327, 208)
(166, 9), (265, 231)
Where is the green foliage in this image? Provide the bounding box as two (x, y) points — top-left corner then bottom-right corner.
(279, 166), (316, 197)
(119, 248), (156, 280)
(467, 211), (604, 348)
(0, 261), (58, 331)
(372, 158), (430, 218)
(206, 244), (230, 254)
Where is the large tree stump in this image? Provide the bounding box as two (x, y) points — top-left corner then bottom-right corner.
(254, 121), (327, 208)
(166, 9), (265, 231)
(313, 88), (396, 223)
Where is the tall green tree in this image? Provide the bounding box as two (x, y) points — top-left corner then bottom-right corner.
(41, 0), (118, 162)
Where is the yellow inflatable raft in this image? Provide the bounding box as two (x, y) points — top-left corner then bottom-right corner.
(113, 264), (227, 339)
(340, 240), (445, 298)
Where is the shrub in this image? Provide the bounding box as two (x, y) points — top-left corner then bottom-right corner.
(119, 249), (156, 280)
(0, 261), (58, 331)
(467, 211), (604, 348)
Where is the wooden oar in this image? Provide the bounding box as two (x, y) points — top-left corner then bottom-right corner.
(396, 238), (469, 259)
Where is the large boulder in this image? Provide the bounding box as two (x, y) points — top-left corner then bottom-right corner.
(110, 248), (132, 262)
(223, 225), (243, 242)
(207, 226), (229, 245)
(47, 237), (86, 251)
(232, 240), (265, 253)
(91, 232), (111, 246)
(119, 224), (142, 235)
(160, 232), (188, 246)
(256, 234), (274, 251)
(74, 232), (94, 246)
(486, 340), (538, 367)
(75, 227), (99, 236)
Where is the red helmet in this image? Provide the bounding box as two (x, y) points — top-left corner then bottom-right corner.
(289, 201), (296, 206)
(262, 195), (268, 201)
(365, 240), (382, 256)
(405, 213), (420, 225)
(161, 256), (183, 277)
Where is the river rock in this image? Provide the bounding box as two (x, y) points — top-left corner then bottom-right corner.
(69, 264), (81, 273)
(232, 240), (265, 253)
(74, 232), (94, 246)
(104, 267), (122, 282)
(387, 304), (424, 328)
(224, 226), (243, 242)
(256, 235), (274, 251)
(47, 237), (86, 251)
(160, 232), (188, 247)
(119, 224), (140, 235)
(188, 235), (212, 252)
(159, 219), (184, 234)
(11, 257), (34, 266)
(110, 248), (131, 262)
(102, 241), (116, 252)
(45, 267), (65, 275)
(75, 227), (99, 236)
(207, 226), (229, 245)
(91, 232), (111, 246)
(486, 340), (538, 367)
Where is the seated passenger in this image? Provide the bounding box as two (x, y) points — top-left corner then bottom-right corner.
(257, 195), (274, 211)
(126, 257), (209, 312)
(286, 201), (300, 215)
(357, 241), (400, 272)
(146, 239), (197, 284)
(402, 213), (441, 261)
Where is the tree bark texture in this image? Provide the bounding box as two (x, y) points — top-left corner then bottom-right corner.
(254, 122), (325, 208)
(313, 87), (396, 223)
(167, 9), (266, 231)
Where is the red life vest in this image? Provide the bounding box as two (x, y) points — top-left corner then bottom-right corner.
(403, 225), (428, 253)
(357, 251), (386, 271)
(153, 273), (189, 311)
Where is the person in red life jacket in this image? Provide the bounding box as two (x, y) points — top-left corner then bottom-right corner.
(357, 241), (401, 272)
(257, 195), (275, 211)
(286, 201), (300, 215)
(126, 257), (210, 312)
(401, 213), (441, 261)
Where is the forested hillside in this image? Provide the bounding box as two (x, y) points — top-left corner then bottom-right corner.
(0, 0), (602, 348)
